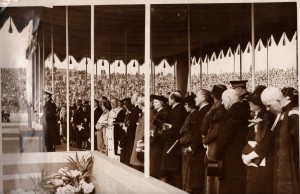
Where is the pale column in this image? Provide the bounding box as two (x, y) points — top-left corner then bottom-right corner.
(144, 3), (151, 178)
(90, 4), (95, 151)
(66, 6), (70, 152)
(251, 3), (255, 90)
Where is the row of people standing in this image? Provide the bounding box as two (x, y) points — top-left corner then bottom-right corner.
(41, 81), (298, 194)
(149, 80), (299, 194)
(94, 93), (146, 170)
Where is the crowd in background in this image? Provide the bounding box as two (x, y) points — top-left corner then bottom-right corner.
(44, 66), (298, 104)
(191, 67), (298, 93)
(1, 68), (27, 115)
(0, 66), (297, 123)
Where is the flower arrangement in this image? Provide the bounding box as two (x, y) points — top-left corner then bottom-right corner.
(44, 152), (94, 194)
(10, 152), (95, 194)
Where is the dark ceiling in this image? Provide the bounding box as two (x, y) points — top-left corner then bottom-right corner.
(0, 3), (297, 65)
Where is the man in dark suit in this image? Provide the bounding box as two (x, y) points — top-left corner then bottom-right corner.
(122, 93), (142, 166)
(160, 91), (188, 189)
(184, 89), (212, 194)
(41, 89), (60, 152)
(74, 99), (83, 148)
(214, 89), (250, 194)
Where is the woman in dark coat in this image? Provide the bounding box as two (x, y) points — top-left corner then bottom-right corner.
(242, 85), (275, 194)
(122, 94), (142, 166)
(201, 85), (227, 194)
(178, 95), (198, 193)
(150, 95), (170, 179)
(80, 104), (91, 149)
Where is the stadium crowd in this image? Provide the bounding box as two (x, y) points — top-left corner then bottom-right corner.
(1, 68), (27, 122)
(44, 66), (297, 105)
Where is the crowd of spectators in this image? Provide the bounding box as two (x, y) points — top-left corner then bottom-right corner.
(191, 67), (298, 93)
(1, 68), (27, 113)
(1, 66), (297, 115)
(45, 67), (145, 103)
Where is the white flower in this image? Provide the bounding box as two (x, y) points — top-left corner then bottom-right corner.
(53, 179), (64, 186)
(82, 182), (95, 193)
(48, 179), (64, 186)
(56, 184), (76, 194)
(58, 167), (69, 174)
(70, 169), (82, 177)
(79, 179), (94, 193)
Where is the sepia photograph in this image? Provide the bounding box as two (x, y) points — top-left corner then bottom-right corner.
(0, 0), (298, 193)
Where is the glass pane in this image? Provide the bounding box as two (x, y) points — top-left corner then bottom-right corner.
(0, 7), (41, 153)
(68, 6), (91, 151)
(94, 5), (145, 170)
(150, 3), (298, 192)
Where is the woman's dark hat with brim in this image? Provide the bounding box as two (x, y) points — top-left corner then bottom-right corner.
(248, 85), (266, 107)
(182, 94), (196, 103)
(211, 84), (227, 97)
(153, 95), (168, 103)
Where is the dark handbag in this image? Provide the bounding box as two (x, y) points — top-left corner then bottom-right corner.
(207, 160), (223, 177)
(137, 151), (144, 162)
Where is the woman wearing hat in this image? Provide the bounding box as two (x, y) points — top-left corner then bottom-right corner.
(150, 95), (170, 179)
(241, 85), (275, 194)
(178, 94), (198, 193)
(201, 84), (227, 194)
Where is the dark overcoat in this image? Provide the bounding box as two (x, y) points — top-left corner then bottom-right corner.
(179, 109), (199, 191)
(189, 104), (211, 188)
(81, 110), (91, 140)
(94, 106), (103, 127)
(244, 109), (275, 194)
(214, 102), (250, 194)
(150, 107), (170, 178)
(161, 103), (188, 172)
(42, 99), (60, 147)
(123, 106), (142, 166)
(273, 102), (299, 194)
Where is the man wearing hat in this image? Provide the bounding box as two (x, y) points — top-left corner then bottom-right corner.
(230, 80), (251, 104)
(41, 89), (60, 152)
(230, 80), (251, 126)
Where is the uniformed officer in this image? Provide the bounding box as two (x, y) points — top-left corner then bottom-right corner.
(230, 80), (251, 103)
(42, 89), (60, 152)
(230, 80), (251, 117)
